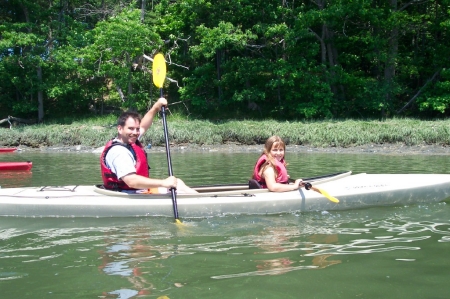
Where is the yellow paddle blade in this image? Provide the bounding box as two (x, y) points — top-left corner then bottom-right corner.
(175, 218), (189, 230)
(317, 188), (340, 203)
(152, 53), (166, 88)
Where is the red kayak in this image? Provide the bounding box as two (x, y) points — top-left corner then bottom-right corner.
(0, 148), (17, 153)
(0, 161), (33, 171)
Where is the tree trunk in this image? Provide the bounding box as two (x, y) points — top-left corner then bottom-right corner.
(140, 0), (146, 22)
(383, 0), (398, 118)
(37, 66), (44, 122)
(116, 85), (126, 102)
(310, 0), (344, 105)
(324, 25), (339, 97)
(216, 50), (223, 102)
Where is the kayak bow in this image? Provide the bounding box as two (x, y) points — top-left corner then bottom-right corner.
(0, 148), (17, 153)
(0, 161), (33, 171)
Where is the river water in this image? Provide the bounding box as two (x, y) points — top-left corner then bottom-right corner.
(1, 150), (449, 298)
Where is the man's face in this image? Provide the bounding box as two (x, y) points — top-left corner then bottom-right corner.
(118, 117), (140, 144)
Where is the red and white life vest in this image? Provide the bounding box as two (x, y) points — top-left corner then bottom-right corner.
(100, 139), (149, 190)
(252, 154), (289, 188)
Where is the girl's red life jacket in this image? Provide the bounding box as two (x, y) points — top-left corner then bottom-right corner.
(252, 154), (289, 188)
(100, 139), (149, 190)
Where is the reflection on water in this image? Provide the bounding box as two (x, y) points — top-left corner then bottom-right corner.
(100, 242), (153, 297)
(1, 207), (450, 298)
(0, 171), (33, 188)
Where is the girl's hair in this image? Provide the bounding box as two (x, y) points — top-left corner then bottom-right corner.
(263, 136), (286, 157)
(259, 136), (286, 178)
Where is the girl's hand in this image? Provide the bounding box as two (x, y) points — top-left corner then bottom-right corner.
(294, 179), (304, 190)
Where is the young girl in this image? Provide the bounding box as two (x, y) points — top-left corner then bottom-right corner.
(252, 136), (303, 192)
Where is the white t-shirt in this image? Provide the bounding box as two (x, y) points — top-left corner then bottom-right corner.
(104, 140), (168, 194)
(105, 144), (136, 180)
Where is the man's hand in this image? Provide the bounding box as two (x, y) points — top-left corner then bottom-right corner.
(161, 176), (177, 189)
(155, 97), (168, 110)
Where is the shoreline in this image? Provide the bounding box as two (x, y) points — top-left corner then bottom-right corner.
(8, 143), (450, 156)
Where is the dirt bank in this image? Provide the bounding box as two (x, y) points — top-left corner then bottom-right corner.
(11, 142), (450, 155)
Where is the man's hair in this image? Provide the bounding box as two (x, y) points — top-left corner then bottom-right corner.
(117, 111), (141, 126)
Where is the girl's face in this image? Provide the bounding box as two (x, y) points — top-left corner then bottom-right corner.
(270, 143), (285, 161)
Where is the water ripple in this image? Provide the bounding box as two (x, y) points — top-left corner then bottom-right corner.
(0, 272), (28, 281)
(211, 264), (318, 279)
(305, 236), (428, 256)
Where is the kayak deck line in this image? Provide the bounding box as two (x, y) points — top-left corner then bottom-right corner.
(38, 185), (80, 192)
(0, 171), (450, 218)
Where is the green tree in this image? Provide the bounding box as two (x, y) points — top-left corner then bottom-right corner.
(1, 0), (449, 121)
(78, 8), (162, 112)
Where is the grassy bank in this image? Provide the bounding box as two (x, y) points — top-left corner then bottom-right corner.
(1, 117), (449, 148)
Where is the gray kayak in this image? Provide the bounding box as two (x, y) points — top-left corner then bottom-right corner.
(0, 171), (449, 218)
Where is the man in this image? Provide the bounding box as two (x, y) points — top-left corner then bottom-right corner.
(100, 97), (197, 194)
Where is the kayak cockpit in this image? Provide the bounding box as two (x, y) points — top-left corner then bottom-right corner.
(93, 171), (352, 196)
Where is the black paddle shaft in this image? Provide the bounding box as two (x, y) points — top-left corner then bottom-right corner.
(160, 107), (174, 176)
(160, 104), (179, 219)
